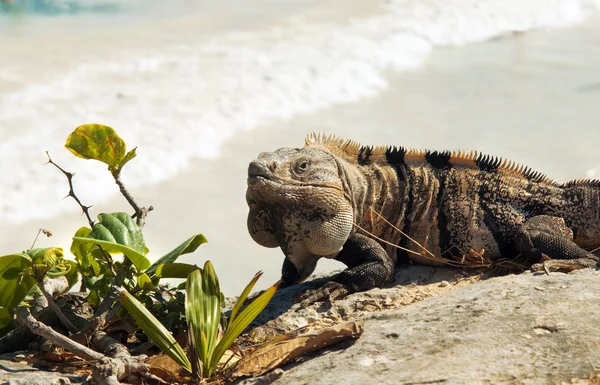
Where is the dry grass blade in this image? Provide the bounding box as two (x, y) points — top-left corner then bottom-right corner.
(353, 222), (453, 265)
(363, 208), (498, 268)
(353, 223), (422, 257)
(230, 321), (364, 378)
(369, 208), (436, 258)
(440, 245), (492, 268)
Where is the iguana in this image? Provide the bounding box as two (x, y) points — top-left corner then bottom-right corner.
(246, 133), (600, 304)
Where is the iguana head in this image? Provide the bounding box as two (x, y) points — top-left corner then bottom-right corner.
(246, 145), (354, 283)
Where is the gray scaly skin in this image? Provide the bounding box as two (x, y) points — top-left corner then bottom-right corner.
(246, 133), (600, 305)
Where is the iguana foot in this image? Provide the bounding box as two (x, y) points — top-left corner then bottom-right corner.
(296, 282), (350, 307)
(531, 257), (599, 274)
(516, 215), (599, 273)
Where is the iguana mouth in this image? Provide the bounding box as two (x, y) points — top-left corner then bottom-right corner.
(247, 161), (273, 184)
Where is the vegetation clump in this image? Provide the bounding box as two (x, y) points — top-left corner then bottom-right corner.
(0, 124), (279, 384)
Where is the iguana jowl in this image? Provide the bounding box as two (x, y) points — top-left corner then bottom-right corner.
(246, 133), (600, 304)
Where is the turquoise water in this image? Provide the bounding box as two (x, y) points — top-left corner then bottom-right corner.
(0, 0), (121, 15)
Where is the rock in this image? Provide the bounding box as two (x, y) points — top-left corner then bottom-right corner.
(250, 267), (600, 385)
(0, 352), (87, 384)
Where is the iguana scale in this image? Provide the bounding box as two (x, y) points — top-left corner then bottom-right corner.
(246, 133), (600, 304)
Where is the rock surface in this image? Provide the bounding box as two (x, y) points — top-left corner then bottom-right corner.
(249, 266), (600, 385)
(0, 352), (86, 384)
(2, 266), (599, 385)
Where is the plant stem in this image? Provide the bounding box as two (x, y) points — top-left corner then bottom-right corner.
(46, 152), (95, 228)
(112, 172), (153, 227)
(37, 278), (79, 334)
(95, 171), (152, 321)
(16, 307), (103, 361)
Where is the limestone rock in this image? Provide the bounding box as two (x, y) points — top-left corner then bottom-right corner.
(0, 352), (87, 385)
(250, 267), (600, 385)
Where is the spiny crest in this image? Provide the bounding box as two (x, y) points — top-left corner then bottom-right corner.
(305, 131), (388, 157)
(563, 178), (600, 187)
(304, 132), (600, 187)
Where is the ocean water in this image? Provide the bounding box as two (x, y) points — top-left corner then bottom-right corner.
(1, 0), (599, 227)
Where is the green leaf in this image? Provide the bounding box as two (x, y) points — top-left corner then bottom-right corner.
(0, 254), (36, 310)
(2, 267), (25, 280)
(0, 306), (13, 333)
(212, 280), (280, 372)
(229, 271), (263, 325)
(63, 260), (80, 289)
(120, 288), (191, 373)
(116, 148), (137, 174)
(87, 290), (100, 306)
(146, 234), (207, 276)
(27, 247), (64, 266)
(72, 237), (150, 272)
(154, 263), (197, 279)
(73, 212), (149, 271)
(45, 264), (70, 278)
(136, 273), (154, 290)
(89, 213), (145, 254)
(70, 227), (100, 274)
(186, 262), (221, 377)
(65, 124), (126, 169)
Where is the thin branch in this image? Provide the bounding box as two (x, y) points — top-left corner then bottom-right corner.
(16, 307), (104, 361)
(94, 264), (132, 321)
(30, 228), (52, 250)
(112, 173), (153, 227)
(46, 152), (95, 228)
(37, 278), (79, 334)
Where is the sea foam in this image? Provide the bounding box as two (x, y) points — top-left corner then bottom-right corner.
(0, 0), (598, 226)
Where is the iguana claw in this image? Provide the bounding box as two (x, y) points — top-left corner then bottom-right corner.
(296, 282), (350, 307)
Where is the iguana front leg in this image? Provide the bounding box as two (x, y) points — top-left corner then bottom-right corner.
(297, 233), (395, 306)
(515, 215), (599, 272)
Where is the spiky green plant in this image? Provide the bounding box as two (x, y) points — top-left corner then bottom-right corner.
(120, 260), (279, 379)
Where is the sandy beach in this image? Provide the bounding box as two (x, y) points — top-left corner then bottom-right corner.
(1, 2), (600, 294)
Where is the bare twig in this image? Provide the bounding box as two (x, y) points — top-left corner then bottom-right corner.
(112, 173), (153, 227)
(46, 152), (95, 228)
(37, 277), (79, 334)
(30, 228), (53, 250)
(91, 330), (150, 385)
(16, 307), (103, 361)
(94, 266), (132, 321)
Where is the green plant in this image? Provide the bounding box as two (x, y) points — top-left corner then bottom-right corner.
(0, 123), (279, 384)
(0, 124), (206, 337)
(120, 260), (280, 379)
(0, 247), (78, 332)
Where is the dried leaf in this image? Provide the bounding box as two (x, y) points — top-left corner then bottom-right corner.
(231, 321), (364, 377)
(146, 353), (188, 383)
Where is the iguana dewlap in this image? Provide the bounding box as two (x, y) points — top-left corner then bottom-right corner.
(246, 133), (600, 304)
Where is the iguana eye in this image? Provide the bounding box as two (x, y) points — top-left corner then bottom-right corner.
(295, 160), (309, 174)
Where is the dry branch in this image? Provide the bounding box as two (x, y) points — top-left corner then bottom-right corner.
(37, 276), (79, 334)
(46, 152), (95, 228)
(16, 307), (103, 361)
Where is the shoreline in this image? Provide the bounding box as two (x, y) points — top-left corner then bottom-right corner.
(2, 0), (599, 229)
(2, 14), (600, 294)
